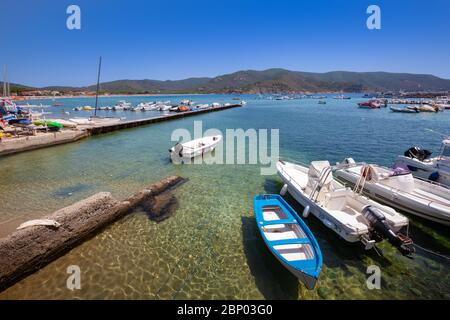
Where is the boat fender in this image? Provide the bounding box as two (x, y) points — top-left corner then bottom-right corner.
(302, 205), (310, 218)
(428, 171), (439, 182)
(280, 184), (288, 196)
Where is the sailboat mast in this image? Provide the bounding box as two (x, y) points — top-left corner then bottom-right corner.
(2, 65), (6, 97)
(6, 65), (10, 97)
(94, 56), (102, 117)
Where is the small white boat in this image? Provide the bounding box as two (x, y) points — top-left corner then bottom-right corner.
(169, 135), (222, 163)
(69, 117), (92, 125)
(277, 160), (414, 255)
(408, 105), (438, 113)
(395, 140), (450, 187)
(141, 104), (157, 111)
(157, 105), (171, 111)
(90, 117), (122, 125)
(335, 159), (450, 226)
(48, 118), (78, 128)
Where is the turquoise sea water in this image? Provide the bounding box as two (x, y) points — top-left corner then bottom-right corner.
(0, 94), (449, 299)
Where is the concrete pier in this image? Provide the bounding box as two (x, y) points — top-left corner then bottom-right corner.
(0, 130), (89, 156)
(0, 103), (243, 156)
(87, 103), (243, 135)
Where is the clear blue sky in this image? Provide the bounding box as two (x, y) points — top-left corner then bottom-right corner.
(1, 0), (449, 87)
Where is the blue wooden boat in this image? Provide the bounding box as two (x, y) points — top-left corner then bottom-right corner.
(253, 194), (322, 289)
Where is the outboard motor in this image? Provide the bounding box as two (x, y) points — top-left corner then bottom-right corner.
(170, 143), (184, 164)
(404, 147), (432, 161)
(362, 206), (415, 256)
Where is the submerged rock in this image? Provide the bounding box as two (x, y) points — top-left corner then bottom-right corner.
(141, 192), (178, 223)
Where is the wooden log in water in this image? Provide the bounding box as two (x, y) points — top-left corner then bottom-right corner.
(0, 175), (185, 291)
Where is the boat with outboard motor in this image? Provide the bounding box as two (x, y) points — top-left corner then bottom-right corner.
(276, 160), (414, 256)
(394, 139), (450, 187)
(334, 158), (450, 225)
(390, 106), (420, 113)
(254, 194), (322, 289)
(169, 135), (222, 163)
(358, 100), (382, 108)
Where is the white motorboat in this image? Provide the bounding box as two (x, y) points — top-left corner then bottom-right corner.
(112, 105), (125, 111)
(112, 100), (131, 111)
(277, 160), (414, 255)
(169, 135), (222, 163)
(157, 105), (171, 111)
(395, 139), (450, 187)
(335, 159), (450, 225)
(140, 104), (157, 111)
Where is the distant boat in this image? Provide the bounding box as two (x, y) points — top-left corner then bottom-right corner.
(358, 100), (381, 108)
(253, 194), (322, 290)
(46, 119), (77, 128)
(333, 94), (351, 100)
(408, 105), (437, 113)
(390, 106), (419, 113)
(177, 105), (190, 112)
(169, 135), (222, 163)
(395, 140), (450, 187)
(318, 100), (326, 104)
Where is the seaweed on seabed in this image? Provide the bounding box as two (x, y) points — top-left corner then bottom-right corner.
(140, 192), (179, 223)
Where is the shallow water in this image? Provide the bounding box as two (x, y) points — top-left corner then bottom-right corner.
(0, 95), (449, 299)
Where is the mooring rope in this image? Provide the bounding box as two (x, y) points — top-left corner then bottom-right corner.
(413, 243), (450, 261)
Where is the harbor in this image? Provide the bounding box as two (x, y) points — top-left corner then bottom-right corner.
(0, 94), (449, 299)
(0, 101), (244, 156)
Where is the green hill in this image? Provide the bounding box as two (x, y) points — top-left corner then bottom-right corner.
(10, 69), (450, 94)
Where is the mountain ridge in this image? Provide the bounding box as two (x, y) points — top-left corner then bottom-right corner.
(4, 69), (450, 94)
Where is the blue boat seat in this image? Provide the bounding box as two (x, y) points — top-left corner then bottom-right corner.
(269, 238), (310, 246)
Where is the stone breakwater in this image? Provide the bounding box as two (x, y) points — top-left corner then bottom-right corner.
(0, 175), (186, 291)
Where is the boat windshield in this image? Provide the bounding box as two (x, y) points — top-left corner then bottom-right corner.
(441, 145), (450, 158)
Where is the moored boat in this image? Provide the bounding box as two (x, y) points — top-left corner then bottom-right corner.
(277, 160), (414, 255)
(335, 159), (450, 226)
(395, 140), (450, 186)
(169, 135), (222, 163)
(46, 118), (77, 128)
(390, 106), (419, 113)
(254, 194), (322, 289)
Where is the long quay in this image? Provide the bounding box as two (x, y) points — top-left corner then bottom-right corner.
(87, 103), (243, 135)
(0, 103), (243, 156)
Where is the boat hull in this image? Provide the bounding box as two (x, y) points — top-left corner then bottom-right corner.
(395, 156), (450, 187)
(277, 162), (368, 243)
(335, 168), (450, 226)
(170, 135), (222, 162)
(254, 194), (322, 290)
